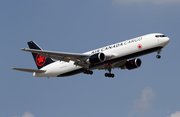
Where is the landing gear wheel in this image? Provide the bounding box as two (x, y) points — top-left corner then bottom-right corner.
(156, 55), (161, 59)
(111, 74), (114, 78)
(89, 71), (93, 75)
(105, 73), (109, 77)
(105, 73), (114, 78)
(83, 70), (93, 75)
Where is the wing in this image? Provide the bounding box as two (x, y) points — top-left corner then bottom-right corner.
(11, 68), (46, 73)
(21, 48), (90, 62)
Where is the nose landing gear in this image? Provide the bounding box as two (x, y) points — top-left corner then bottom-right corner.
(156, 55), (161, 59)
(156, 49), (162, 59)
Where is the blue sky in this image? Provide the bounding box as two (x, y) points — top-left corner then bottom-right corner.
(1, 0), (180, 117)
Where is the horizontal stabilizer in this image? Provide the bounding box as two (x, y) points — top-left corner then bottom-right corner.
(11, 68), (46, 73)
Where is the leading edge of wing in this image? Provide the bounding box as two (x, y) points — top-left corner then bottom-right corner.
(11, 68), (46, 73)
(21, 48), (89, 59)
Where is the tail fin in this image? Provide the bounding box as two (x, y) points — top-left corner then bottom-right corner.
(28, 41), (55, 69)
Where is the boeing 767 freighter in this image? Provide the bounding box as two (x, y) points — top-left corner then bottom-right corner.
(12, 33), (170, 78)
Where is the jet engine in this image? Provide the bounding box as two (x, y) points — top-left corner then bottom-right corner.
(86, 53), (106, 64)
(126, 58), (142, 70)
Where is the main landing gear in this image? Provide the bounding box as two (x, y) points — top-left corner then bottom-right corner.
(105, 73), (114, 78)
(105, 68), (114, 78)
(156, 49), (162, 59)
(83, 70), (93, 75)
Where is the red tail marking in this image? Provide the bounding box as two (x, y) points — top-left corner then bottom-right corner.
(36, 54), (46, 66)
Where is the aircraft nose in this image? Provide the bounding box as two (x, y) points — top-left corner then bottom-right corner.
(165, 37), (170, 44)
(159, 37), (170, 47)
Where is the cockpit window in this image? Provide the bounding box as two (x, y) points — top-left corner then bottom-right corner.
(155, 35), (160, 38)
(155, 35), (166, 38)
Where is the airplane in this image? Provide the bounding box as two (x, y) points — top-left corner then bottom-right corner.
(12, 33), (170, 78)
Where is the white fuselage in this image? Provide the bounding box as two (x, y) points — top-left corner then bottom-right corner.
(34, 33), (170, 77)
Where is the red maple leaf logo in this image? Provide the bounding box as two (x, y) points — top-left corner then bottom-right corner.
(138, 44), (142, 50)
(36, 54), (46, 66)
(38, 56), (45, 63)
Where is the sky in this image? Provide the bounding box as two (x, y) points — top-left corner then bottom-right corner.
(1, 0), (180, 117)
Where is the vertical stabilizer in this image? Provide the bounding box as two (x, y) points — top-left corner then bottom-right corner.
(28, 41), (55, 69)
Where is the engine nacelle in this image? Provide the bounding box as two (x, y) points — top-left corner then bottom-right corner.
(126, 58), (142, 70)
(86, 53), (106, 64)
